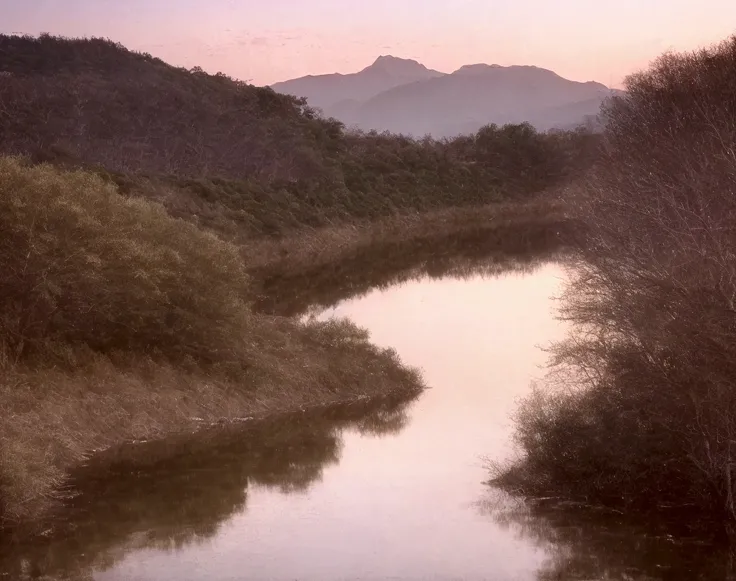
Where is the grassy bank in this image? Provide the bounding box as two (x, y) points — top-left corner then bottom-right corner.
(0, 35), (595, 531)
(0, 158), (424, 527)
(493, 36), (736, 531)
(247, 197), (574, 315)
(1, 393), (418, 578)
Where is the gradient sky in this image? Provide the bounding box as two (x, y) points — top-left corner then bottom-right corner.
(3, 0), (736, 87)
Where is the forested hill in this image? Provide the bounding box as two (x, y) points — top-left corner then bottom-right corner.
(0, 34), (597, 238)
(0, 34), (346, 182)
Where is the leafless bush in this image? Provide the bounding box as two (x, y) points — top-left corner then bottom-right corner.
(497, 36), (736, 527)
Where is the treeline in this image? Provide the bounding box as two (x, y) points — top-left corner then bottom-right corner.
(0, 34), (598, 239)
(0, 33), (591, 528)
(0, 34), (340, 183)
(495, 36), (736, 531)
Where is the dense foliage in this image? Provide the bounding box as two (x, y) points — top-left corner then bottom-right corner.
(0, 157), (425, 527)
(0, 34), (597, 239)
(0, 157), (252, 367)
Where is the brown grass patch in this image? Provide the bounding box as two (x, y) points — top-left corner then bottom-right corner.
(0, 158), (424, 527)
(244, 196), (575, 315)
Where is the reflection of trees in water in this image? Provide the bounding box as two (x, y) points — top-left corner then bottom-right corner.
(354, 404), (411, 437)
(479, 491), (735, 580)
(255, 220), (567, 317)
(245, 419), (342, 494)
(0, 392), (418, 581)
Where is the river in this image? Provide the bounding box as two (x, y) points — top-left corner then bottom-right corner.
(1, 263), (727, 580)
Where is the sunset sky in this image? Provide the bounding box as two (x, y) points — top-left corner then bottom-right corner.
(4, 0), (736, 88)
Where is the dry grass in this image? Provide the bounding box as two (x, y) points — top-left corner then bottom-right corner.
(243, 195), (570, 273)
(0, 158), (424, 527)
(0, 393), (418, 578)
(1, 317), (423, 527)
(244, 196), (574, 315)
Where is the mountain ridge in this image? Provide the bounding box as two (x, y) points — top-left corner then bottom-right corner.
(272, 56), (619, 136)
(271, 55), (445, 113)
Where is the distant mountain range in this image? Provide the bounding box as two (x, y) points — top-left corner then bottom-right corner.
(272, 56), (620, 137)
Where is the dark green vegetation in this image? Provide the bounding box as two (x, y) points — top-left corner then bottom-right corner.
(494, 36), (736, 532)
(0, 34), (596, 530)
(0, 34), (596, 239)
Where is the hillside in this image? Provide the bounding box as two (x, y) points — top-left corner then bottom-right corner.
(273, 59), (618, 137)
(0, 34), (596, 241)
(0, 34), (347, 183)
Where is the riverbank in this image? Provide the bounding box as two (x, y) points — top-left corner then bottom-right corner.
(493, 36), (736, 532)
(0, 35), (593, 532)
(1, 390), (420, 559)
(247, 196), (573, 315)
(1, 264), (563, 581)
(0, 158), (428, 529)
(0, 155), (571, 531)
(0, 320), (424, 529)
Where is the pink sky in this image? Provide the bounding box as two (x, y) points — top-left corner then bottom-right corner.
(4, 0), (736, 87)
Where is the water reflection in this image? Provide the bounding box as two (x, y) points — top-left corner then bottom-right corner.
(479, 492), (733, 580)
(254, 219), (566, 316)
(3, 257), (721, 581)
(0, 393), (418, 581)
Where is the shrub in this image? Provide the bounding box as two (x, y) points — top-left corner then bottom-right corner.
(0, 157), (252, 366)
(496, 36), (736, 527)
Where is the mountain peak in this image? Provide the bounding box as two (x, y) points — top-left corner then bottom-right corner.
(363, 55), (437, 77)
(372, 55), (419, 65)
(272, 55), (612, 137)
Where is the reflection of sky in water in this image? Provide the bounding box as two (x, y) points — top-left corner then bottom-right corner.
(3, 263), (726, 580)
(97, 264), (567, 581)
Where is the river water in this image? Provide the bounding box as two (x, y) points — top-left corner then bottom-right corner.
(1, 263), (727, 580)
